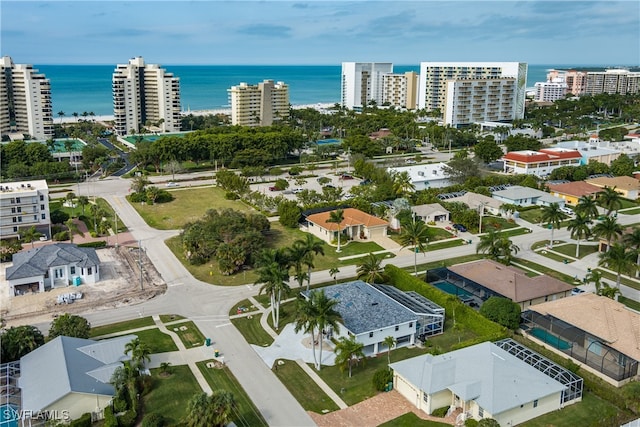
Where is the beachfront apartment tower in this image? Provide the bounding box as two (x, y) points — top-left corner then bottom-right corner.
(382, 71), (419, 109)
(546, 70), (586, 96)
(585, 69), (640, 95)
(534, 80), (568, 102)
(228, 80), (289, 127)
(444, 78), (518, 127)
(418, 62), (527, 126)
(0, 56), (53, 141)
(112, 57), (181, 136)
(341, 62), (393, 109)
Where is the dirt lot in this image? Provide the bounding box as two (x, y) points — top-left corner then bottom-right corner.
(0, 247), (166, 328)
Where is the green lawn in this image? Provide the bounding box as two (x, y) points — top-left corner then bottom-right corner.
(230, 298), (263, 316)
(517, 207), (543, 224)
(169, 321), (206, 348)
(196, 360), (268, 427)
(142, 365), (201, 426)
(266, 300), (298, 332)
(131, 186), (252, 230)
(512, 258), (577, 284)
(380, 413), (450, 427)
(482, 216), (519, 231)
(619, 295), (640, 311)
(521, 393), (624, 427)
(90, 316), (155, 337)
(426, 319), (480, 353)
(495, 227), (530, 238)
(123, 328), (179, 353)
(425, 238), (465, 251)
(620, 207), (640, 215)
(159, 314), (186, 323)
(537, 248), (575, 264)
(273, 359), (340, 414)
(389, 227), (454, 245)
(548, 243), (599, 259)
(406, 254), (486, 274)
(95, 198), (126, 233)
(315, 346), (430, 406)
(594, 268), (640, 291)
(231, 314), (274, 347)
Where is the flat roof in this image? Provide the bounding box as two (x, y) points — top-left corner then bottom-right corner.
(387, 163), (450, 183)
(0, 179), (48, 194)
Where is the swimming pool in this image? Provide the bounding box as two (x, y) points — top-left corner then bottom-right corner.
(316, 138), (342, 145)
(432, 280), (473, 297)
(530, 327), (572, 350)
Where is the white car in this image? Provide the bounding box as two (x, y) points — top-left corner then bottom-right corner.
(405, 159), (417, 164)
(166, 182), (180, 188)
(560, 206), (574, 215)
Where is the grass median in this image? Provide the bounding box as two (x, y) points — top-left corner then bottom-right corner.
(273, 360), (340, 414)
(90, 316), (155, 338)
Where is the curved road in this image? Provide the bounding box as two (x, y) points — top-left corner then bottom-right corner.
(43, 175), (640, 426)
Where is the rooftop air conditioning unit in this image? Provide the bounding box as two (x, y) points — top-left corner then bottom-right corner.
(418, 171), (425, 176)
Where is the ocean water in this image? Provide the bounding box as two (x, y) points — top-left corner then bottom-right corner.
(35, 64), (586, 116)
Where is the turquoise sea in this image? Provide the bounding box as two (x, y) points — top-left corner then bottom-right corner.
(35, 64), (597, 116)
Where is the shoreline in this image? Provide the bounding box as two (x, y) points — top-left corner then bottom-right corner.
(58, 103), (336, 124)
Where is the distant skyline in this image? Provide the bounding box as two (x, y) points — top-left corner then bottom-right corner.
(1, 1), (639, 66)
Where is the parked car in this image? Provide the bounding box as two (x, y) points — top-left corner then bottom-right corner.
(405, 159), (417, 164)
(291, 188), (304, 194)
(571, 287), (586, 296)
(452, 223), (467, 232)
(166, 182), (180, 188)
(340, 174), (354, 180)
(560, 206), (574, 215)
(268, 186), (280, 191)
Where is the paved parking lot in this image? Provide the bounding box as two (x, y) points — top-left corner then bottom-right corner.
(249, 172), (363, 201)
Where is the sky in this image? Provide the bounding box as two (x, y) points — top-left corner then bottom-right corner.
(1, 0), (639, 66)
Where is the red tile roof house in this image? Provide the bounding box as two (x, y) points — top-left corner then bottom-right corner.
(304, 208), (389, 245)
(502, 148), (582, 178)
(546, 181), (602, 206)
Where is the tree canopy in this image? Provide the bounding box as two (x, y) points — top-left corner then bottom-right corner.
(479, 297), (521, 330)
(48, 313), (91, 339)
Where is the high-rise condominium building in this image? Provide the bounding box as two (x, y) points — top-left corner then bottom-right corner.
(585, 69), (640, 95)
(0, 179), (51, 240)
(382, 71), (419, 109)
(444, 78), (517, 127)
(546, 70), (586, 96)
(341, 62), (393, 109)
(534, 80), (568, 102)
(228, 80), (289, 127)
(418, 62), (527, 125)
(0, 56), (53, 141)
(112, 57), (181, 136)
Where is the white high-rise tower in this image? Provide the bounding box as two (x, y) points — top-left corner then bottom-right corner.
(341, 62), (394, 109)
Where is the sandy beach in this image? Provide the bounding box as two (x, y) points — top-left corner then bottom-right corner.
(58, 103), (335, 124)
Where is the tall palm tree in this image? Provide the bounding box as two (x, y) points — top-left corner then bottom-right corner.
(326, 209), (345, 253)
(476, 228), (502, 260)
(294, 293), (319, 368)
(313, 290), (341, 371)
(255, 251), (290, 330)
(598, 243), (637, 289)
(57, 110), (65, 123)
(19, 226), (43, 248)
(72, 112), (79, 121)
(186, 391), (236, 427)
(623, 227), (640, 277)
(64, 218), (84, 244)
(494, 235), (520, 266)
(124, 337), (151, 369)
(597, 187), (622, 215)
(392, 171), (415, 197)
(575, 195), (599, 220)
(356, 253), (385, 284)
(296, 234), (325, 291)
(334, 336), (365, 378)
(567, 214), (592, 258)
(398, 219), (431, 274)
(329, 267), (340, 284)
(77, 195), (89, 216)
(383, 336), (397, 367)
(540, 203), (564, 248)
(593, 216), (622, 252)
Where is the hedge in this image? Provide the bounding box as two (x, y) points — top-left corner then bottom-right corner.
(69, 413), (92, 427)
(77, 240), (107, 248)
(104, 406), (118, 427)
(384, 265), (508, 347)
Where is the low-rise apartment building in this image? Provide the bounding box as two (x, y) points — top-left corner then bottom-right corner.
(0, 179), (50, 240)
(502, 148), (582, 177)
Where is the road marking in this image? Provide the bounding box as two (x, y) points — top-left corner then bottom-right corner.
(168, 282), (184, 287)
(216, 322), (232, 328)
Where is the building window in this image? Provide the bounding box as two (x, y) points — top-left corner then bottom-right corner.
(409, 322), (413, 328)
(13, 227), (18, 233)
(533, 399), (538, 408)
(478, 407), (484, 417)
(70, 266), (76, 275)
(41, 204), (45, 210)
(17, 217), (22, 223)
(423, 392), (428, 403)
(369, 332), (373, 338)
(33, 215), (37, 221)
(17, 207), (21, 213)
(88, 267), (93, 275)
(16, 198), (21, 203)
(11, 207), (15, 213)
(42, 214), (46, 219)
(395, 325), (399, 331)
(40, 194), (44, 201)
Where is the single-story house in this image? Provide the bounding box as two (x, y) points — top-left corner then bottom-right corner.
(522, 293), (640, 386)
(447, 192), (503, 215)
(19, 335), (136, 422)
(586, 176), (640, 200)
(502, 148), (582, 177)
(546, 181), (602, 205)
(411, 203), (450, 223)
(304, 208), (388, 244)
(6, 243), (101, 296)
(387, 163), (452, 190)
(428, 259), (574, 310)
(492, 185), (565, 208)
(303, 281), (444, 354)
(390, 340), (581, 426)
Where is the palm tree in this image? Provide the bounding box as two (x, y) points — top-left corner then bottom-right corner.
(159, 362), (172, 375)
(540, 203), (564, 248)
(124, 337), (151, 369)
(294, 293), (319, 368)
(597, 187), (622, 215)
(77, 195), (89, 216)
(295, 234), (325, 291)
(64, 218), (84, 244)
(286, 242), (307, 289)
(567, 214), (592, 258)
(575, 195), (599, 220)
(19, 226), (43, 248)
(57, 110), (65, 123)
(329, 267), (340, 284)
(72, 112), (79, 121)
(382, 336), (396, 367)
(334, 336), (365, 378)
(623, 228), (640, 278)
(398, 219), (431, 274)
(593, 216), (622, 252)
(255, 250), (290, 330)
(326, 209), (345, 253)
(392, 171), (415, 197)
(356, 253), (384, 284)
(186, 391), (236, 427)
(313, 290), (341, 371)
(598, 243), (637, 289)
(476, 228), (502, 260)
(494, 235), (520, 265)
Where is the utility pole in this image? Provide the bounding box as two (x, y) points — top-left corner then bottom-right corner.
(139, 240), (144, 290)
(114, 212), (118, 248)
(478, 202), (486, 234)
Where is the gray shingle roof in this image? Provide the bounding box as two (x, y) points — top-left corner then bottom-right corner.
(390, 342), (565, 415)
(19, 335), (135, 411)
(6, 243), (100, 280)
(306, 281), (418, 334)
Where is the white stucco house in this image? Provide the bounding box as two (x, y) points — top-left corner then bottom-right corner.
(390, 340), (582, 426)
(6, 243), (101, 296)
(304, 208), (389, 244)
(387, 163), (452, 190)
(491, 185), (565, 207)
(303, 281), (445, 354)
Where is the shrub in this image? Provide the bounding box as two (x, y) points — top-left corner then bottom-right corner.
(224, 191), (239, 200)
(372, 368), (393, 391)
(118, 409), (137, 427)
(431, 406), (450, 417)
(154, 189), (174, 204)
(269, 167), (283, 176)
(78, 240), (107, 248)
(465, 420), (479, 427)
(288, 166), (303, 175)
(479, 296), (521, 330)
(104, 407), (117, 427)
(141, 413), (165, 427)
(53, 231), (69, 241)
(69, 413), (92, 427)
(112, 396), (128, 413)
(273, 178), (289, 191)
(277, 200), (302, 228)
(50, 209), (70, 224)
(478, 419), (500, 427)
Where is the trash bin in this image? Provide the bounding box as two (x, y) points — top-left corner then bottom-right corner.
(563, 259), (568, 264)
(214, 349), (219, 357)
(205, 338), (211, 347)
(387, 381), (393, 391)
